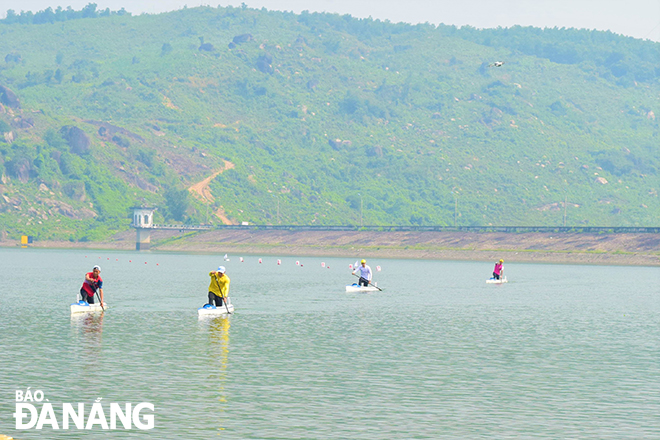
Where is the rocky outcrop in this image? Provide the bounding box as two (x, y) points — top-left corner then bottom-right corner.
(4, 53), (21, 63)
(38, 198), (95, 219)
(367, 145), (384, 158)
(129, 175), (158, 192)
(327, 138), (353, 151)
(63, 180), (86, 201)
(50, 150), (61, 164)
(5, 156), (33, 183)
(294, 35), (308, 49)
(12, 116), (34, 129)
(84, 120), (145, 141)
(112, 135), (130, 148)
(256, 54), (273, 74)
(307, 79), (319, 91)
(0, 85), (20, 108)
(328, 138), (342, 151)
(60, 126), (91, 155)
(232, 34), (253, 44)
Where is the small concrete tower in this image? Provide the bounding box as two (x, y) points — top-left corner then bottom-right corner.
(131, 207), (156, 250)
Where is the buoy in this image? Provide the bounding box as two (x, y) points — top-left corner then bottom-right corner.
(327, 266), (330, 269)
(349, 264), (353, 269)
(321, 262), (325, 267)
(240, 257), (244, 262)
(144, 262), (147, 264)
(156, 263), (159, 266)
(296, 261), (300, 266)
(377, 266), (381, 272)
(116, 259), (118, 261)
(259, 258), (262, 264)
(129, 260), (132, 263)
(301, 264), (304, 267)
(277, 259), (281, 265)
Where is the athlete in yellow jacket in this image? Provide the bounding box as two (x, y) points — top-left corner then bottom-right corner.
(208, 266), (230, 307)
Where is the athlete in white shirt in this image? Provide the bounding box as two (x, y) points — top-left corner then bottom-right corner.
(353, 259), (372, 287)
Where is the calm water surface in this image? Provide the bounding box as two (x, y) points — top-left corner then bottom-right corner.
(0, 248), (659, 439)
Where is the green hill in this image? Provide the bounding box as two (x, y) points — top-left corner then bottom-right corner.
(0, 4), (658, 241)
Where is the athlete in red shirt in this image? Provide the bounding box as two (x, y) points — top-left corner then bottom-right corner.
(80, 265), (104, 304)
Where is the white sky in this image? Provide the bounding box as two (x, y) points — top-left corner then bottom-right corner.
(2, 0), (659, 42)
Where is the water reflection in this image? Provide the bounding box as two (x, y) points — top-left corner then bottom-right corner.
(70, 312), (104, 336)
(202, 316), (231, 434)
(70, 312), (104, 370)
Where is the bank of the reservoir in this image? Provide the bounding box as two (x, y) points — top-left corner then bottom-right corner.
(3, 229), (659, 266)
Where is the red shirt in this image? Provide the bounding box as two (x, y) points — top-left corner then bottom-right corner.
(81, 272), (102, 296)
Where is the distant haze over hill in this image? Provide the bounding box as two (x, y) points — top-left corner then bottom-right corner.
(0, 4), (658, 241)
(3, 0), (660, 42)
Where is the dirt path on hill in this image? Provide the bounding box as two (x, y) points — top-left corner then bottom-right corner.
(188, 160), (236, 224)
(188, 160), (234, 203)
(214, 208), (234, 225)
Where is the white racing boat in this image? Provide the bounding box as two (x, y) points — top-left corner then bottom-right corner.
(198, 298), (234, 316)
(486, 277), (508, 284)
(345, 284), (381, 293)
(70, 300), (108, 314)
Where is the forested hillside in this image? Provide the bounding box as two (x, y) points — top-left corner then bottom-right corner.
(0, 4), (658, 241)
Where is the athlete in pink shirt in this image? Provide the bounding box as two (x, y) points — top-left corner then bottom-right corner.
(493, 260), (504, 280)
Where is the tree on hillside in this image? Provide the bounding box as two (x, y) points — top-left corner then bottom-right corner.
(161, 43), (173, 56)
(164, 187), (190, 221)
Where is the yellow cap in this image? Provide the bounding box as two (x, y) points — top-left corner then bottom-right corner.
(361, 259), (366, 263)
(499, 259), (504, 263)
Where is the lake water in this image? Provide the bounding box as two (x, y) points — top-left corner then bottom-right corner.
(0, 248), (659, 439)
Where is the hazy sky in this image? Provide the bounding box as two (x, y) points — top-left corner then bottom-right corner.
(2, 0), (659, 42)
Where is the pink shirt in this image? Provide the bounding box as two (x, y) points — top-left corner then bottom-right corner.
(493, 263), (503, 275)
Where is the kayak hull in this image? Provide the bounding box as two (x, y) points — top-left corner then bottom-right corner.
(198, 299), (234, 316)
(345, 284), (380, 293)
(70, 301), (108, 313)
(486, 277), (508, 284)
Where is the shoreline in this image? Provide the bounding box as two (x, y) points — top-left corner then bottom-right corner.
(2, 230), (659, 266)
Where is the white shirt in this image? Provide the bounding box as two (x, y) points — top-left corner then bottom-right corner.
(355, 265), (372, 281)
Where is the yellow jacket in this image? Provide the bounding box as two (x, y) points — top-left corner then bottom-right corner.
(208, 272), (230, 298)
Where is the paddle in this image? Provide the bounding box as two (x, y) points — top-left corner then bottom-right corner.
(212, 273), (232, 314)
(222, 297), (232, 315)
(352, 273), (382, 291)
(94, 286), (105, 312)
